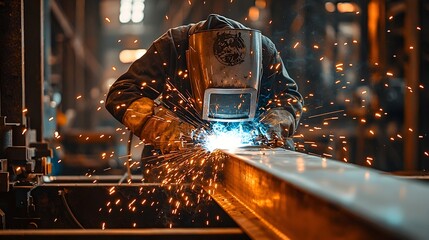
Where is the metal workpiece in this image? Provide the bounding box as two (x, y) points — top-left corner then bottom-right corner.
(220, 147), (429, 240)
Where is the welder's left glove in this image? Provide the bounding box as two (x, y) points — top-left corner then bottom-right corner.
(260, 108), (295, 147)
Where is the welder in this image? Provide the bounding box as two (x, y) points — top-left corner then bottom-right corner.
(105, 14), (303, 154)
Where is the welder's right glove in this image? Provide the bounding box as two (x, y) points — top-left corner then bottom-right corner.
(259, 108), (296, 147)
(122, 97), (194, 154)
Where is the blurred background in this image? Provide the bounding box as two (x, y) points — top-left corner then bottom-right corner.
(36, 0), (428, 175)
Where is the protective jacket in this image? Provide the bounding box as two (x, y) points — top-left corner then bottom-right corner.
(105, 14), (303, 145)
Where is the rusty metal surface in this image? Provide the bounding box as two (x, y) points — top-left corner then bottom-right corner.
(221, 147), (429, 239)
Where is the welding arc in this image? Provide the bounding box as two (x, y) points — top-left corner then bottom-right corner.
(59, 190), (85, 229)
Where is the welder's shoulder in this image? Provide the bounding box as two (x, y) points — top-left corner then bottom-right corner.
(153, 25), (192, 48)
(261, 35), (278, 55)
(260, 35), (279, 65)
(151, 24), (193, 65)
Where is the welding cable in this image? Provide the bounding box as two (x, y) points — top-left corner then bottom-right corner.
(59, 190), (85, 229)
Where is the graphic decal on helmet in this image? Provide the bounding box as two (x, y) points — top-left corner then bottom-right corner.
(213, 32), (246, 66)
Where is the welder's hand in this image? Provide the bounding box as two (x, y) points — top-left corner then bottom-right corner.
(260, 109), (295, 147)
(122, 97), (155, 137)
(122, 97), (194, 153)
(140, 107), (194, 154)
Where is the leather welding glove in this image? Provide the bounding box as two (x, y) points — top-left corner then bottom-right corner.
(123, 97), (194, 154)
(122, 97), (155, 137)
(142, 107), (194, 154)
(259, 108), (295, 147)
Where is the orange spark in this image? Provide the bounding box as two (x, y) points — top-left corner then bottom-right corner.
(293, 42), (300, 48)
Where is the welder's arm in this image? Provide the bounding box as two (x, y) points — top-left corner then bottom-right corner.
(105, 44), (166, 125)
(259, 37), (304, 140)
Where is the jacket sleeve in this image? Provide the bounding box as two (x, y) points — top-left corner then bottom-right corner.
(105, 44), (166, 124)
(259, 36), (304, 133)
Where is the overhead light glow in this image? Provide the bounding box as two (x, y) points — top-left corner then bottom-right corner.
(325, 2), (336, 12)
(248, 6), (260, 21)
(120, 0), (146, 24)
(119, 49), (147, 63)
(255, 0), (266, 9)
(337, 2), (360, 13)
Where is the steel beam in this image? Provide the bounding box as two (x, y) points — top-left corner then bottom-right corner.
(220, 147), (429, 239)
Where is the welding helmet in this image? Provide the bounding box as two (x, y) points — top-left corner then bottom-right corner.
(187, 29), (262, 122)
